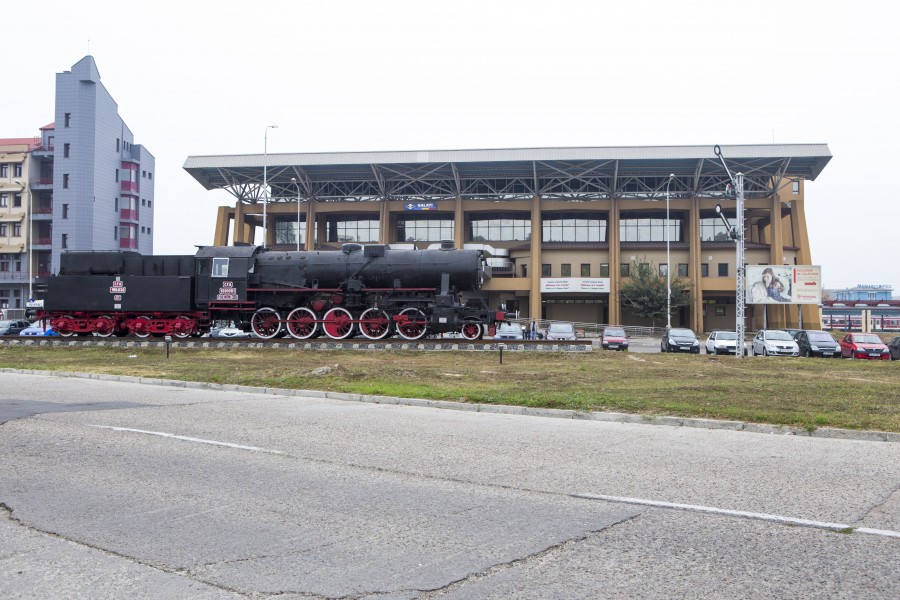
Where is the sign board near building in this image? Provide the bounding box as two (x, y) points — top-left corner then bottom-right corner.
(403, 202), (438, 211)
(745, 265), (821, 305)
(541, 278), (610, 293)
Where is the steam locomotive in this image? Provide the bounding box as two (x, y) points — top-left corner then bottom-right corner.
(41, 243), (506, 341)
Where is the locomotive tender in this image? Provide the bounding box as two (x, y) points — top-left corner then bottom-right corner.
(42, 243), (505, 341)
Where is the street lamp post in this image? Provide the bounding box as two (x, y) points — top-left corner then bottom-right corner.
(665, 173), (674, 330)
(15, 180), (32, 303)
(262, 125), (278, 247)
(291, 177), (301, 251)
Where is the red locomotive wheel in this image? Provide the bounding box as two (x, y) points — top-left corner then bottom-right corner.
(171, 316), (195, 338)
(93, 315), (116, 337)
(459, 322), (484, 341)
(359, 308), (391, 340)
(55, 315), (77, 337)
(322, 307), (354, 340)
(286, 307), (318, 340)
(130, 316), (153, 338)
(251, 308), (283, 339)
(396, 308), (428, 341)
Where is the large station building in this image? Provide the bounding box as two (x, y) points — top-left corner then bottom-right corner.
(184, 144), (831, 333)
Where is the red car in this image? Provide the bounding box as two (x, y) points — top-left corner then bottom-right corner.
(839, 333), (890, 360)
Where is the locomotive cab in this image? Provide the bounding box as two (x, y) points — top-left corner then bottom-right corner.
(194, 246), (260, 312)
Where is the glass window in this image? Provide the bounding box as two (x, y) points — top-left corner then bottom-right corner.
(620, 216), (681, 242)
(678, 263), (688, 277)
(718, 263), (728, 277)
(541, 264), (551, 277)
(699, 217), (734, 241)
(14, 194), (21, 207)
(581, 263), (590, 277)
(469, 216), (530, 242)
(701, 263), (709, 277)
(659, 263), (668, 277)
(542, 214), (606, 242)
(14, 164), (22, 177)
(397, 216), (454, 242)
(599, 263), (609, 277)
(275, 220), (306, 245)
(326, 216), (379, 243)
(792, 180), (800, 194)
(561, 264), (571, 277)
(620, 263), (630, 277)
(212, 258), (229, 278)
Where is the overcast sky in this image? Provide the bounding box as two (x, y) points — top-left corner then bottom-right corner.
(4, 0), (898, 293)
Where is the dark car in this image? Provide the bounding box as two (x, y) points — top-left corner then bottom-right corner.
(601, 326), (629, 351)
(661, 328), (700, 353)
(794, 330), (841, 358)
(0, 319), (31, 335)
(839, 333), (890, 360)
(890, 336), (900, 361)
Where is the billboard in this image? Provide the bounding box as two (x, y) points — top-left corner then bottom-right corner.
(745, 265), (822, 305)
(541, 278), (611, 293)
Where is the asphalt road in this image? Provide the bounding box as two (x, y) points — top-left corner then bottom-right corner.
(1, 372), (898, 599)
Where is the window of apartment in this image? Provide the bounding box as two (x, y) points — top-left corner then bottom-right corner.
(64, 143), (70, 158)
(61, 234), (68, 249)
(147, 227), (151, 235)
(620, 263), (631, 277)
(116, 138), (120, 152)
(142, 170), (146, 177)
(701, 263), (709, 277)
(678, 263), (689, 277)
(14, 194), (21, 207)
(396, 216), (454, 242)
(581, 263), (590, 277)
(0, 259), (8, 272)
(141, 198), (146, 206)
(64, 113), (71, 127)
(14, 258), (21, 272)
(542, 213), (606, 242)
(115, 169), (119, 182)
(326, 216), (379, 243)
(792, 180), (800, 194)
(148, 172), (152, 180)
(141, 226), (146, 234)
(14, 164), (22, 177)
(0, 194), (7, 207)
(521, 264), (528, 277)
(0, 224), (7, 236)
(561, 264), (572, 277)
(599, 263), (609, 277)
(718, 263), (729, 277)
(113, 227), (117, 240)
(12, 223), (20, 237)
(0, 164), (7, 177)
(114, 198), (119, 211)
(62, 204), (68, 219)
(147, 200), (152, 208)
(659, 263), (668, 277)
(469, 216), (530, 242)
(541, 264), (551, 277)
(63, 174), (69, 189)
(620, 215), (681, 242)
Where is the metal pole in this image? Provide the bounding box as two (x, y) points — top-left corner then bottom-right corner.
(291, 177), (300, 251)
(25, 184), (32, 302)
(262, 125), (278, 247)
(735, 172), (746, 357)
(666, 174), (674, 329)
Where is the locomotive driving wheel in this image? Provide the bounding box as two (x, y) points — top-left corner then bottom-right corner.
(93, 315), (117, 337)
(286, 307), (318, 339)
(55, 315), (77, 337)
(251, 308), (283, 339)
(130, 316), (153, 338)
(322, 307), (354, 340)
(459, 322), (484, 341)
(358, 308), (391, 340)
(396, 308), (428, 341)
(171, 316), (195, 339)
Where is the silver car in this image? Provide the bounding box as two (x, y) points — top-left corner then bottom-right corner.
(705, 330), (738, 355)
(751, 329), (799, 357)
(545, 322), (577, 341)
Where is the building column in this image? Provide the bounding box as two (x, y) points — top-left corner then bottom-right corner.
(608, 197), (621, 325)
(529, 195), (542, 319)
(789, 191), (821, 329)
(232, 202), (244, 244)
(380, 198), (390, 244)
(454, 196), (464, 250)
(689, 197), (704, 332)
(305, 200), (316, 250)
(214, 206), (231, 246)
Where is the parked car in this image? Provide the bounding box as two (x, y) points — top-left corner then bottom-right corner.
(751, 329), (799, 356)
(889, 336), (900, 361)
(19, 321), (59, 336)
(661, 328), (700, 353)
(704, 330), (738, 355)
(545, 322), (577, 341)
(0, 319), (31, 335)
(781, 328), (803, 338)
(601, 326), (628, 351)
(839, 333), (890, 360)
(209, 325), (251, 339)
(794, 330), (840, 358)
(494, 322), (524, 341)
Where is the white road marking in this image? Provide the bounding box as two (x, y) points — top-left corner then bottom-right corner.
(91, 425), (284, 455)
(575, 493), (900, 539)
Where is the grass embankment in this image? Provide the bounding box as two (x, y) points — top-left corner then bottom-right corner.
(1, 345), (898, 433)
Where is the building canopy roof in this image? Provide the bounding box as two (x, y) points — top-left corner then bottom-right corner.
(183, 144), (831, 205)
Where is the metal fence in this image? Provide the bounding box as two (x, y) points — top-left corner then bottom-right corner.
(509, 318), (666, 340)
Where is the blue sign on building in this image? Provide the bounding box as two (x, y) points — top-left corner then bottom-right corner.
(404, 202), (438, 211)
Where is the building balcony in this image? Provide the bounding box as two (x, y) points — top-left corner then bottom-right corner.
(0, 272), (29, 282)
(119, 238), (138, 250)
(33, 237), (52, 248)
(30, 178), (53, 189)
(119, 209), (139, 221)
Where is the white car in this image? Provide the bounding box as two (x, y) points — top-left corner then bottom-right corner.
(494, 322), (524, 340)
(209, 325), (250, 339)
(705, 330), (738, 355)
(751, 329), (799, 357)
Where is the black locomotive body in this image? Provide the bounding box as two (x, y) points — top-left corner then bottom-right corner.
(42, 244), (502, 340)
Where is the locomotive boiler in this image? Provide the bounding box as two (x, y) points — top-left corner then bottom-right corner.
(42, 243), (504, 341)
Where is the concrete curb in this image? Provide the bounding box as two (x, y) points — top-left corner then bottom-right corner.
(3, 368), (898, 443)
